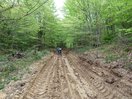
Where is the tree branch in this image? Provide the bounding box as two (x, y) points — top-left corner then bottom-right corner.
(17, 0), (49, 20)
(0, 5), (14, 13)
(0, 0), (49, 22)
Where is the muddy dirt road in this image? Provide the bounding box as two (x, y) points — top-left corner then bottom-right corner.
(13, 53), (132, 99)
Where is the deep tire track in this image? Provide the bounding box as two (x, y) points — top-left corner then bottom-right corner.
(15, 54), (132, 99)
(67, 53), (131, 99)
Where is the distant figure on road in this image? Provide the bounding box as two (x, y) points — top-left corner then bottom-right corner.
(56, 47), (62, 55)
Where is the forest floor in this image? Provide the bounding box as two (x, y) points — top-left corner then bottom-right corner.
(1, 51), (132, 99)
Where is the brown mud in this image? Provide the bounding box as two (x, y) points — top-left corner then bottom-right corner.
(3, 53), (132, 99)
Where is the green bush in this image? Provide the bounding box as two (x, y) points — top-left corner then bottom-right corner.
(74, 46), (91, 53)
(0, 55), (7, 62)
(0, 50), (49, 90)
(6, 63), (17, 72)
(0, 83), (4, 90)
(105, 54), (119, 63)
(102, 32), (116, 44)
(33, 50), (49, 60)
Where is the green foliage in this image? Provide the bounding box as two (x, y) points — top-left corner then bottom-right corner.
(74, 46), (91, 53)
(125, 62), (132, 70)
(105, 54), (120, 63)
(64, 0), (132, 47)
(0, 83), (4, 90)
(102, 32), (116, 44)
(0, 50), (49, 90)
(0, 55), (8, 61)
(1, 0), (131, 51)
(0, 0), (62, 52)
(6, 63), (17, 72)
(33, 50), (49, 60)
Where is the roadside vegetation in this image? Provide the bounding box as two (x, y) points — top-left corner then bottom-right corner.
(64, 0), (132, 70)
(0, 50), (49, 90)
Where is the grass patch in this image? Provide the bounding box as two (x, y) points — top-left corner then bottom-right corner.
(0, 50), (49, 90)
(105, 54), (120, 63)
(73, 46), (91, 53)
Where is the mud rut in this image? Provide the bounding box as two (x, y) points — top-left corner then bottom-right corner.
(17, 54), (131, 99)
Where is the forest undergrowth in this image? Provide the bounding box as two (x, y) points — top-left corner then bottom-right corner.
(0, 50), (49, 90)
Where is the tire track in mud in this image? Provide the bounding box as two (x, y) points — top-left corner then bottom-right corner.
(67, 53), (131, 99)
(67, 54), (113, 99)
(69, 54), (121, 99)
(62, 56), (91, 99)
(61, 57), (74, 99)
(21, 55), (57, 99)
(16, 53), (131, 99)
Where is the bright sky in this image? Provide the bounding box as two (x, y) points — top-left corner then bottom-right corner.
(54, 0), (65, 19)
